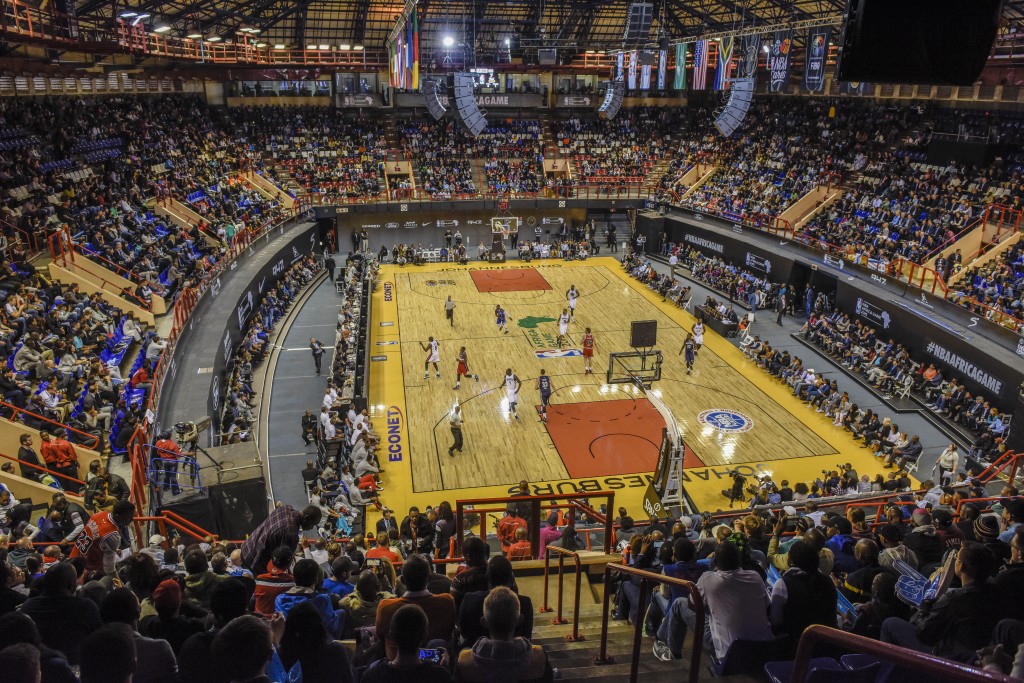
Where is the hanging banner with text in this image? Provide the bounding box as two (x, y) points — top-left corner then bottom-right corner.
(767, 31), (792, 92)
(657, 49), (668, 90)
(804, 26), (830, 92)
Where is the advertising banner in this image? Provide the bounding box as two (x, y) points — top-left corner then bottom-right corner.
(804, 26), (830, 92)
(767, 30), (793, 92)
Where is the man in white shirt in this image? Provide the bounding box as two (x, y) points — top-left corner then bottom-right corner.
(668, 252), (678, 280)
(697, 541), (773, 661)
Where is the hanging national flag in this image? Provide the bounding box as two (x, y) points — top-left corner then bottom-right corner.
(411, 11), (419, 90)
(673, 43), (687, 90)
(657, 49), (667, 90)
(693, 39), (708, 90)
(714, 36), (734, 90)
(640, 52), (652, 90)
(628, 50), (638, 90)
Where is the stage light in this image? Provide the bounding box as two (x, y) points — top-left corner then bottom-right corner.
(187, 32), (202, 39)
(206, 35), (221, 42)
(762, 44), (770, 53)
(504, 38), (510, 46)
(274, 44), (286, 49)
(339, 43), (351, 50)
(352, 45), (364, 50)
(118, 11), (137, 18)
(132, 13), (150, 26)
(319, 44), (330, 50)
(154, 24), (172, 33)
(255, 42), (266, 48)
(443, 36), (455, 48)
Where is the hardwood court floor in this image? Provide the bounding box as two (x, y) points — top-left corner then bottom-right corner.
(368, 257), (885, 515)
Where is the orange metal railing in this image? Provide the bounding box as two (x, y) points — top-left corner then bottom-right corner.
(0, 398), (101, 451)
(540, 546), (585, 641)
(455, 492), (614, 559)
(0, 448), (86, 489)
(125, 200), (310, 515)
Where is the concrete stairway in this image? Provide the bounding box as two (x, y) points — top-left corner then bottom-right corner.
(520, 573), (760, 683)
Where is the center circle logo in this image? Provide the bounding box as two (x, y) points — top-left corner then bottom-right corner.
(697, 409), (754, 433)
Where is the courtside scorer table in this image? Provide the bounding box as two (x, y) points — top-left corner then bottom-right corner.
(366, 257), (914, 524)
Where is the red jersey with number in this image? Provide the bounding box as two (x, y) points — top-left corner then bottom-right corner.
(582, 333), (595, 357)
(70, 510), (121, 572)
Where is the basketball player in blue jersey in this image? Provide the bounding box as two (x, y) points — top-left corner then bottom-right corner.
(504, 368), (522, 421)
(565, 285), (580, 322)
(679, 332), (697, 374)
(420, 336), (441, 379)
(495, 305), (510, 334)
(536, 368), (554, 422)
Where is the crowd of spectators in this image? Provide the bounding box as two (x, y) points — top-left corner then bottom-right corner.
(799, 305), (1012, 466)
(0, 492), (539, 682)
(679, 99), (848, 220)
(231, 106), (387, 200)
(554, 108), (678, 185)
(483, 160), (540, 194)
(606, 491), (1024, 678)
(949, 237), (1024, 334)
(219, 256), (320, 444)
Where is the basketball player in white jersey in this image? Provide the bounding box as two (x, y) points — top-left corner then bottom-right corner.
(557, 308), (570, 347)
(420, 337), (441, 379)
(504, 368), (522, 421)
(692, 320), (704, 353)
(565, 285), (580, 322)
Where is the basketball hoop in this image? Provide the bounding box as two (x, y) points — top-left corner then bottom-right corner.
(501, 227), (510, 238)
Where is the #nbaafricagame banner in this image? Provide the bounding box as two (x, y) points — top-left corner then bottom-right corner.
(767, 30), (793, 92)
(628, 50), (638, 90)
(693, 39), (708, 90)
(674, 43), (687, 90)
(804, 26), (830, 92)
(657, 49), (667, 90)
(714, 36), (734, 90)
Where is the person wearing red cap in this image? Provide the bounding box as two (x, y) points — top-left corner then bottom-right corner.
(139, 579), (204, 655)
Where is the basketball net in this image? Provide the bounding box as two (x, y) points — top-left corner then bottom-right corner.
(501, 226), (510, 238)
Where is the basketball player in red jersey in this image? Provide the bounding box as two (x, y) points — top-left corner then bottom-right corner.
(582, 327), (596, 374)
(70, 499), (135, 576)
(453, 346), (472, 389)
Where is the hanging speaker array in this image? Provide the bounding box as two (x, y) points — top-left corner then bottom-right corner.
(713, 77), (754, 137)
(598, 81), (624, 120)
(421, 78), (446, 121)
(453, 72), (487, 137)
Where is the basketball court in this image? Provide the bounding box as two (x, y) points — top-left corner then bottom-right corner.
(368, 257), (897, 516)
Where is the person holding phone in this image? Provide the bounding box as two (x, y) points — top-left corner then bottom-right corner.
(362, 604), (451, 683)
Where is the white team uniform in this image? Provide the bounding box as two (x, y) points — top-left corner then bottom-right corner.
(427, 339), (440, 363)
(567, 289), (578, 312)
(558, 312), (569, 336)
(505, 374), (519, 404)
(693, 322), (704, 346)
